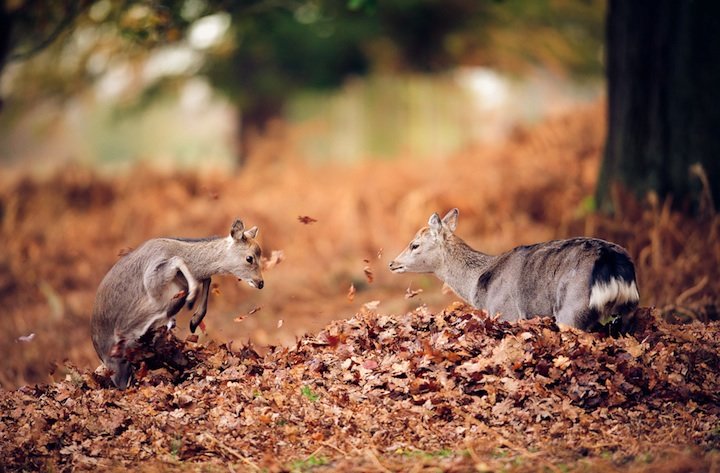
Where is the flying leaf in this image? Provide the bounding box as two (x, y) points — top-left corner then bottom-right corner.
(261, 250), (285, 270)
(298, 216), (317, 224)
(363, 300), (380, 311)
(363, 266), (374, 283)
(118, 247), (134, 257)
(405, 285), (423, 299)
(17, 333), (35, 343)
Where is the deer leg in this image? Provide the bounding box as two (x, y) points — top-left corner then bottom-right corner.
(189, 278), (211, 333)
(167, 256), (199, 304)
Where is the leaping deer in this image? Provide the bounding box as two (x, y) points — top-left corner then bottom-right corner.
(91, 219), (264, 389)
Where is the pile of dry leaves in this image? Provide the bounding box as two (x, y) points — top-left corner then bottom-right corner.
(1, 304), (718, 472)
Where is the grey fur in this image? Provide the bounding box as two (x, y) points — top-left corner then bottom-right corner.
(389, 209), (639, 332)
(91, 219), (264, 389)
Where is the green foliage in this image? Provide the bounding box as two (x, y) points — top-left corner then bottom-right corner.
(288, 454), (329, 472)
(300, 385), (320, 402)
(3, 0), (605, 133)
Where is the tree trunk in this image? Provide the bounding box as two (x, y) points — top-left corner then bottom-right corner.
(0, 4), (13, 111)
(236, 100), (283, 167)
(598, 0), (720, 213)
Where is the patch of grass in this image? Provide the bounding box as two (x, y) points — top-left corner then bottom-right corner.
(169, 436), (183, 458)
(395, 447), (465, 460)
(288, 454), (329, 472)
(300, 385), (320, 402)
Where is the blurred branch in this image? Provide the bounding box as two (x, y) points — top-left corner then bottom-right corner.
(7, 2), (92, 62)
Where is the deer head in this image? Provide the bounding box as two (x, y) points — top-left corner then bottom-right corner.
(389, 208), (459, 274)
(227, 219), (264, 289)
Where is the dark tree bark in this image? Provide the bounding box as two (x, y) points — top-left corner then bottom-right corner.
(598, 0), (720, 213)
(0, 4), (13, 111)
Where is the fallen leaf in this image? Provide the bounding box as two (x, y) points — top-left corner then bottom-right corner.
(135, 362), (148, 380)
(211, 283), (221, 296)
(277, 319), (284, 328)
(233, 316), (246, 323)
(553, 355), (571, 370)
(298, 216), (317, 224)
(199, 321), (207, 334)
(248, 306), (262, 315)
(347, 283), (356, 301)
(377, 248), (383, 259)
(362, 359), (378, 370)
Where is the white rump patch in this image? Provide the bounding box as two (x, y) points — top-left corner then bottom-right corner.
(589, 278), (639, 309)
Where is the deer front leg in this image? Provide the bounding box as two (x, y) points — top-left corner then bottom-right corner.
(189, 278), (211, 334)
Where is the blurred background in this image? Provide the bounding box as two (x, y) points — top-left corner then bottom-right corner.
(1, 0), (718, 388)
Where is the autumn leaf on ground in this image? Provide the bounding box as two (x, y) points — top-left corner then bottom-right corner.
(198, 321), (207, 334)
(405, 285), (423, 299)
(135, 362), (148, 380)
(298, 216), (317, 224)
(211, 283), (221, 296)
(277, 319), (284, 328)
(363, 266), (374, 283)
(347, 283), (356, 302)
(248, 306), (262, 315)
(553, 355), (571, 370)
(377, 248), (383, 259)
(234, 315), (246, 322)
(262, 250), (285, 271)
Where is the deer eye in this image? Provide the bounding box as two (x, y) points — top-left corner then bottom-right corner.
(246, 255), (254, 264)
(410, 243), (419, 251)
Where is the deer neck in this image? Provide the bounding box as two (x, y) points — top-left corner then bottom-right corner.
(169, 237), (229, 280)
(436, 236), (493, 303)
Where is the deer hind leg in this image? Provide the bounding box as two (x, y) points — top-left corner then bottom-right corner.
(144, 257), (199, 308)
(189, 278), (211, 334)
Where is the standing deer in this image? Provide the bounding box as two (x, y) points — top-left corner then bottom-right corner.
(389, 209), (639, 333)
(92, 219), (264, 389)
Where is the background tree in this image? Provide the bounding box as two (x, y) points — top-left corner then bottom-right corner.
(598, 0), (720, 213)
(1, 0), (604, 161)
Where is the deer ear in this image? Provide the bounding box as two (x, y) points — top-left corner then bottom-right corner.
(230, 219), (245, 240)
(428, 213), (442, 232)
(442, 208), (459, 232)
(244, 226), (258, 239)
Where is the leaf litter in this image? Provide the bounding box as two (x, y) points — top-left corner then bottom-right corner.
(1, 304), (719, 472)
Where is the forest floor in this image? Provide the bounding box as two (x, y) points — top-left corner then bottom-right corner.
(1, 102), (719, 471)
